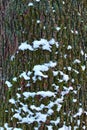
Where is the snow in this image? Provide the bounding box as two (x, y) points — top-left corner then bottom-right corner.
(71, 30), (74, 33)
(52, 84), (59, 91)
(30, 105), (42, 111)
(23, 91), (55, 99)
(14, 128), (22, 130)
(18, 39), (59, 53)
(13, 113), (22, 121)
(75, 30), (78, 34)
(34, 127), (38, 130)
(33, 64), (48, 78)
(47, 109), (54, 115)
(58, 71), (69, 82)
(56, 27), (61, 31)
(50, 117), (60, 125)
(9, 98), (16, 104)
(19, 112), (47, 124)
(2, 38), (86, 129)
(84, 111), (87, 115)
(0, 127), (4, 130)
(67, 66), (72, 71)
(33, 39), (51, 51)
(73, 99), (77, 102)
(53, 71), (58, 76)
(62, 1), (65, 4)
(37, 20), (40, 24)
(81, 65), (85, 71)
(59, 125), (71, 130)
(35, 112), (47, 122)
(67, 45), (72, 50)
(81, 50), (84, 55)
(5, 81), (12, 88)
(73, 108), (83, 117)
(47, 125), (53, 130)
(78, 12), (81, 16)
(28, 2), (33, 6)
(22, 105), (29, 113)
(37, 91), (55, 97)
(47, 61), (57, 68)
(18, 42), (33, 51)
(13, 77), (17, 82)
(83, 126), (86, 130)
(62, 73), (69, 82)
(19, 71), (31, 80)
(4, 123), (13, 130)
(73, 59), (81, 64)
(32, 61), (57, 81)
(61, 86), (73, 96)
(10, 55), (15, 61)
(71, 30), (78, 35)
(16, 93), (21, 99)
(23, 92), (36, 98)
(77, 119), (80, 126)
(36, 0), (40, 2)
(49, 38), (55, 45)
(64, 54), (67, 58)
(56, 97), (64, 103)
(73, 69), (79, 74)
(18, 102), (32, 114)
(71, 78), (75, 83)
